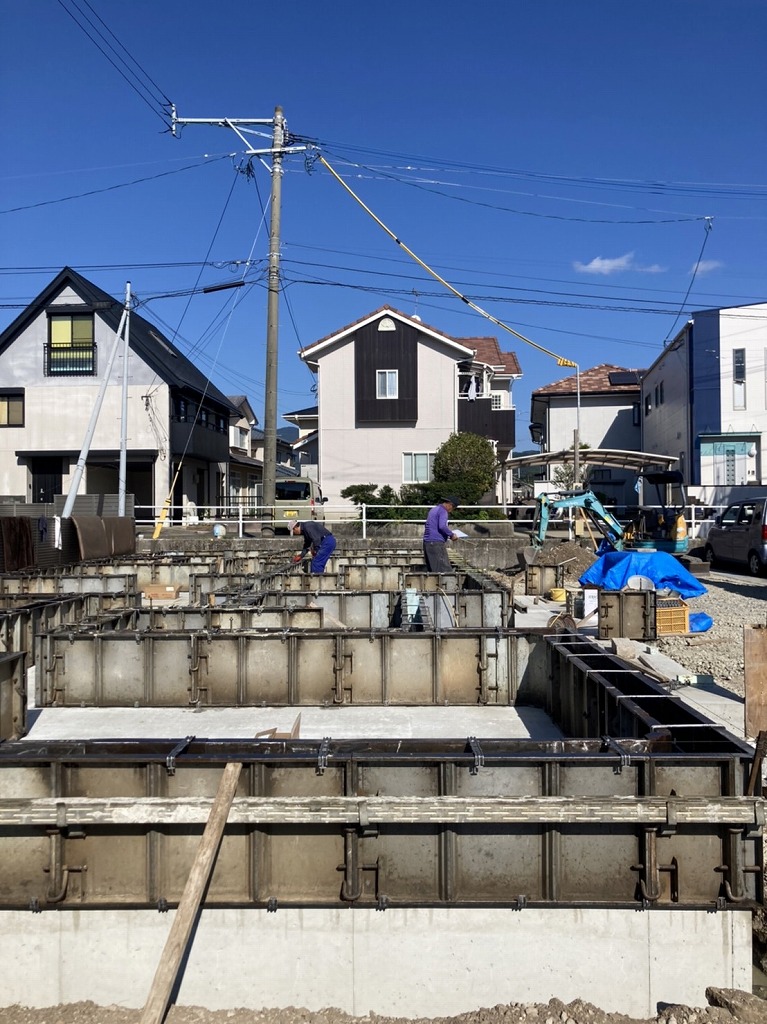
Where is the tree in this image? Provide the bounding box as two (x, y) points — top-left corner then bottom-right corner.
(552, 442), (591, 492)
(433, 432), (497, 505)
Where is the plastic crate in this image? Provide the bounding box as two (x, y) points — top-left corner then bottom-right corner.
(656, 598), (689, 635)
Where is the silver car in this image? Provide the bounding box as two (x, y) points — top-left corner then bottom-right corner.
(704, 499), (767, 576)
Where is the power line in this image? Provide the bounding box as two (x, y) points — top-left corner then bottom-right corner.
(54, 0), (172, 127)
(0, 156), (232, 215)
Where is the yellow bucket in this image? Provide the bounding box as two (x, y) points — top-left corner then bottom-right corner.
(548, 588), (566, 603)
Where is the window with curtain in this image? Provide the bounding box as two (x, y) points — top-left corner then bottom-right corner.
(376, 369), (398, 399)
(46, 313), (95, 375)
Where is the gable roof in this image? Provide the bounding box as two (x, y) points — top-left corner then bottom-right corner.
(299, 306), (477, 364)
(533, 364), (643, 398)
(0, 267), (237, 413)
(459, 336), (522, 376)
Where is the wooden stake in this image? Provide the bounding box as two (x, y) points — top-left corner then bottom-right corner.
(139, 760), (242, 1024)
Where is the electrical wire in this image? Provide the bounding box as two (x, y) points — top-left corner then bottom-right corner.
(320, 155), (707, 225)
(295, 134), (767, 201)
(317, 154), (578, 370)
(54, 0), (172, 127)
(0, 157), (231, 215)
(662, 219), (714, 343)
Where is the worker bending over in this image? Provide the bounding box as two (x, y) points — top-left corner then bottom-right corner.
(292, 521), (337, 574)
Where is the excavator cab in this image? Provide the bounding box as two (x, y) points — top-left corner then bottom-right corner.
(637, 470), (688, 553)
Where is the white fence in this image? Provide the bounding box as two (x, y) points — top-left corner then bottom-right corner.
(133, 501), (731, 543)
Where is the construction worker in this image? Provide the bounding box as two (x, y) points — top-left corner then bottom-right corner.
(291, 521), (337, 574)
(422, 495), (460, 573)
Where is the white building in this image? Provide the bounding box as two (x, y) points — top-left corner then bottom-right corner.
(0, 268), (237, 517)
(641, 303), (767, 504)
(529, 364), (642, 504)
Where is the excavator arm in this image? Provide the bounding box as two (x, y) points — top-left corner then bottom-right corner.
(532, 490), (625, 551)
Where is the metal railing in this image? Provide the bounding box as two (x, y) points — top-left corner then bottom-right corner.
(133, 501), (730, 542)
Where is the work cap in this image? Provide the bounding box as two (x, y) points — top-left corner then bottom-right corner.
(442, 495), (460, 508)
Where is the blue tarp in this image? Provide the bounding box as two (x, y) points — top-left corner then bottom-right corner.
(578, 550), (708, 599)
(689, 611), (713, 633)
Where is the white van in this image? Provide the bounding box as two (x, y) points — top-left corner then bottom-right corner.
(271, 479), (328, 532)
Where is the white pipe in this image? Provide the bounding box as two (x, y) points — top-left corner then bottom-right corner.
(61, 299), (129, 519)
(118, 282), (131, 517)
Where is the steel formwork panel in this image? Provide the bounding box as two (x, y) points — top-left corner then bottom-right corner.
(0, 738), (761, 909)
(38, 629), (523, 707)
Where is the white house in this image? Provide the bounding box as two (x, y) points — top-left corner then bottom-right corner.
(293, 307), (520, 506)
(529, 364), (643, 504)
(0, 268), (238, 518)
(641, 303), (767, 504)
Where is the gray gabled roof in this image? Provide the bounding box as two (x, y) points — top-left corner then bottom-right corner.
(0, 267), (238, 414)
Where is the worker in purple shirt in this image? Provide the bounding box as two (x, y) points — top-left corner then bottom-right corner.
(292, 520), (337, 574)
(422, 495), (460, 573)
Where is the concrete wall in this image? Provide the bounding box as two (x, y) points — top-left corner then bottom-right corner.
(0, 907), (750, 1017)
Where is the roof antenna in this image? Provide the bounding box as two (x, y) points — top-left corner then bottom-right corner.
(412, 289), (421, 322)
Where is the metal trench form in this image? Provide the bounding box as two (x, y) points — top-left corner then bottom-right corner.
(0, 548), (762, 1016)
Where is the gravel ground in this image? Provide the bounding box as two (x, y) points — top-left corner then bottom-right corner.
(654, 571), (767, 696)
(0, 990), (765, 1024)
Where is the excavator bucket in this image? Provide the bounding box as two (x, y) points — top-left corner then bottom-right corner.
(518, 545), (539, 567)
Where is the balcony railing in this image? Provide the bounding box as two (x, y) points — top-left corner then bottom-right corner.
(44, 342), (97, 376)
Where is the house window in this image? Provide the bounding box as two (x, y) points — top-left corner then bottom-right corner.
(491, 393), (503, 410)
(733, 349), (746, 409)
(0, 390), (24, 426)
(46, 313), (95, 375)
(632, 403), (640, 426)
(377, 370), (398, 399)
(659, 381), (664, 404)
(403, 452), (434, 483)
(644, 395), (651, 417)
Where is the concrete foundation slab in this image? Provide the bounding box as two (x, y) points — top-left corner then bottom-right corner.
(0, 907), (751, 1018)
(24, 704), (566, 741)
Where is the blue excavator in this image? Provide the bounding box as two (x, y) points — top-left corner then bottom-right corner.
(531, 490), (625, 554)
(528, 472), (689, 561)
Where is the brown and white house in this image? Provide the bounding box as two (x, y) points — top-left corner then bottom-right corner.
(289, 306), (521, 506)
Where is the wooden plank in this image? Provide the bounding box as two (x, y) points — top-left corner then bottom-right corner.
(745, 625), (767, 739)
(139, 760), (242, 1024)
(1, 793), (762, 827)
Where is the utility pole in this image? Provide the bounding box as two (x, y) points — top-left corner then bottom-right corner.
(262, 107), (284, 526)
(170, 106), (306, 532)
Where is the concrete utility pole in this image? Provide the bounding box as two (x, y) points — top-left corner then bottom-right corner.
(262, 108), (284, 525)
(170, 106), (306, 530)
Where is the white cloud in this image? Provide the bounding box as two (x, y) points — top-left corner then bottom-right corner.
(574, 252), (635, 275)
(573, 252), (667, 275)
(692, 259), (723, 275)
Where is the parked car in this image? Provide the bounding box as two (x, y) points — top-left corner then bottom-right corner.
(704, 499), (767, 576)
(270, 478), (328, 533)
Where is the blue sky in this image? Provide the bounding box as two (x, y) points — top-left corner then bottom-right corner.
(2, 0), (765, 447)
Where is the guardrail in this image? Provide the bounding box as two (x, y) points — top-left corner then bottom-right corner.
(133, 502), (732, 542)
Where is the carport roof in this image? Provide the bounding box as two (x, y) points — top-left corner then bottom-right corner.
(505, 448), (677, 471)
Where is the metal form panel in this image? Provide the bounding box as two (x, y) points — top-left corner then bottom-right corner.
(0, 652), (24, 740)
(525, 564), (565, 597)
(0, 733), (761, 910)
(598, 590), (657, 641)
(38, 628), (520, 708)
